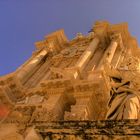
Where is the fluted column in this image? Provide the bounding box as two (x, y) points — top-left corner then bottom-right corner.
(114, 49), (124, 68)
(76, 37), (99, 71)
(105, 41), (118, 64)
(65, 37), (99, 80)
(64, 37), (99, 80)
(17, 49), (48, 83)
(97, 39), (118, 70)
(88, 39), (118, 80)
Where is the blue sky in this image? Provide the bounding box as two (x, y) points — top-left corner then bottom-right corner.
(0, 0), (140, 76)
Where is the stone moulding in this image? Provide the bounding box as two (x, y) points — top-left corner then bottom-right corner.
(1, 21), (140, 139)
(2, 120), (140, 139)
(30, 120), (140, 139)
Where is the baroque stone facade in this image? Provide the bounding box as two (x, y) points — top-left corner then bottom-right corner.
(1, 21), (140, 139)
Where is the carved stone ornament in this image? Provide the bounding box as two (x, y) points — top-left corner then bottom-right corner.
(1, 21), (140, 138)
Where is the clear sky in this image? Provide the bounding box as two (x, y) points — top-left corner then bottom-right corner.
(0, 0), (140, 76)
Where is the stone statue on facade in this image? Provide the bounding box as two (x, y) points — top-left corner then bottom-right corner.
(106, 56), (140, 120)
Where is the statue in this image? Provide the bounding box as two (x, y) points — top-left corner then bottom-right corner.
(105, 57), (140, 120)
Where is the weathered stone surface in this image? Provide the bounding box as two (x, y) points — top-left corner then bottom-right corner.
(1, 21), (140, 139)
(2, 120), (140, 139)
(30, 120), (140, 139)
(0, 124), (23, 140)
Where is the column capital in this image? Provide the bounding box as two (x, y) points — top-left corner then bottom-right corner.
(110, 33), (122, 44)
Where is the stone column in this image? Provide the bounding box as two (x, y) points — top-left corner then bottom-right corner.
(97, 39), (118, 70)
(75, 37), (99, 71)
(114, 50), (124, 68)
(105, 41), (118, 64)
(17, 49), (48, 83)
(64, 37), (99, 80)
(65, 37), (99, 80)
(88, 40), (118, 80)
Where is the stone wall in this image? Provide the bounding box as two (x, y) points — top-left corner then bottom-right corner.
(2, 120), (140, 140)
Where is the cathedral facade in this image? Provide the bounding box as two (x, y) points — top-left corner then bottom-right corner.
(0, 21), (140, 139)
